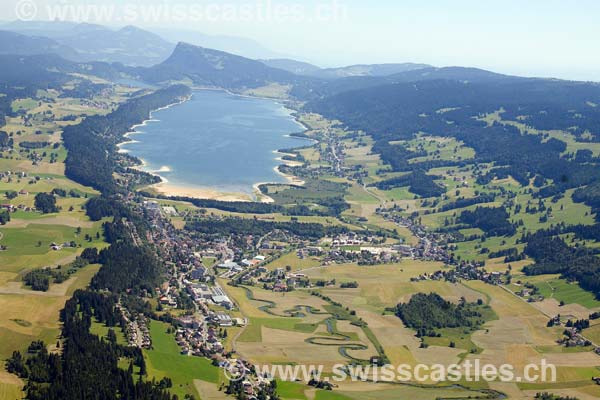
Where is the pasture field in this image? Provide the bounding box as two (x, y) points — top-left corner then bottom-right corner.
(583, 323), (600, 344)
(277, 380), (489, 400)
(263, 251), (322, 271)
(531, 276), (600, 309)
(304, 262), (482, 311)
(404, 133), (476, 163)
(0, 220), (106, 273)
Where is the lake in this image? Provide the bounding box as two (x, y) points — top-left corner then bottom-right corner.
(119, 90), (309, 194)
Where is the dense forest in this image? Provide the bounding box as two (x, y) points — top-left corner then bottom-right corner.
(373, 170), (445, 197)
(185, 217), (347, 240)
(522, 233), (600, 297)
(396, 293), (486, 336)
(92, 242), (164, 295)
(85, 196), (132, 221)
(458, 206), (517, 237)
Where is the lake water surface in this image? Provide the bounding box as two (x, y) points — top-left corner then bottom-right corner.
(119, 90), (308, 194)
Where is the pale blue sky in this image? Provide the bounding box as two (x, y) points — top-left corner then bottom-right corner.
(4, 0), (600, 80)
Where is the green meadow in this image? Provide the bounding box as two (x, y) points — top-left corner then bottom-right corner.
(144, 321), (221, 399)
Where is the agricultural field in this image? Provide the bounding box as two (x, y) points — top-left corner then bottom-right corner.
(217, 260), (582, 398)
(219, 276), (503, 399)
(221, 283), (379, 371)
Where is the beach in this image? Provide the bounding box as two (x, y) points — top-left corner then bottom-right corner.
(149, 182), (258, 203)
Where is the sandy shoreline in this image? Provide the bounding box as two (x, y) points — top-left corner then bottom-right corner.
(125, 89), (312, 203)
(149, 182), (257, 203)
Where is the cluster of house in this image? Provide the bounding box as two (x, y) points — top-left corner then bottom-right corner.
(330, 232), (370, 247)
(143, 200), (162, 219)
(515, 286), (545, 302)
(259, 240), (287, 251)
(378, 211), (454, 263)
(297, 246), (323, 258)
(170, 294), (268, 396)
(411, 262), (503, 285)
(297, 241), (403, 267)
(448, 171), (470, 188)
(243, 265), (317, 292)
(0, 171), (28, 181)
(325, 246), (401, 266)
(115, 181), (309, 397)
(560, 327), (591, 348)
(268, 269), (309, 292)
(158, 293), (178, 308)
(1, 202), (34, 213)
(1, 186), (32, 213)
(175, 315), (225, 356)
(548, 316), (595, 349)
(118, 304), (152, 349)
(49, 241), (76, 251)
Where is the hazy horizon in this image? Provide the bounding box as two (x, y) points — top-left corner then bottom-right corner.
(2, 0), (600, 81)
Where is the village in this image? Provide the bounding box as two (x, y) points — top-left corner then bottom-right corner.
(103, 197), (467, 397)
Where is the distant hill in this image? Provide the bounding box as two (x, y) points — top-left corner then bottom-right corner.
(0, 21), (175, 66)
(0, 30), (79, 59)
(291, 65), (528, 101)
(388, 66), (523, 83)
(1, 21), (300, 67)
(260, 59), (322, 75)
(309, 63), (431, 79)
(61, 25), (174, 66)
(260, 61), (432, 79)
(138, 42), (306, 89)
(153, 28), (288, 60)
(0, 53), (120, 86)
(0, 20), (86, 38)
